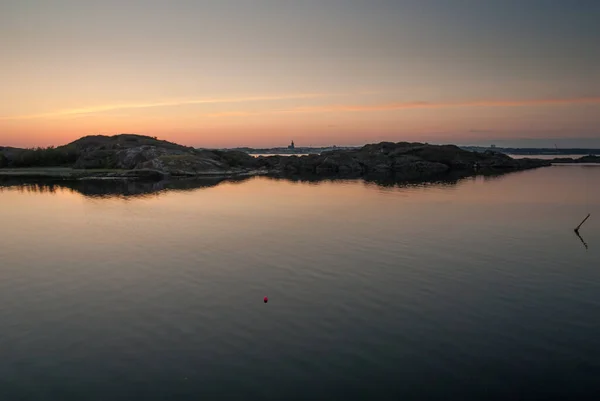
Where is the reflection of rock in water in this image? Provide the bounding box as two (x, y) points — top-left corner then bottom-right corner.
(0, 168), (533, 198)
(575, 230), (589, 250)
(265, 169), (513, 189)
(0, 176), (253, 198)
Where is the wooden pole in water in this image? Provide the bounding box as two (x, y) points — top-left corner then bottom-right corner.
(574, 213), (591, 233)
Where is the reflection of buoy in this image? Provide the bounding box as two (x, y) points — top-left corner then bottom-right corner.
(264, 296), (268, 303)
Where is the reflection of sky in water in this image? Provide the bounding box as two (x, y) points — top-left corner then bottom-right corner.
(0, 166), (599, 400)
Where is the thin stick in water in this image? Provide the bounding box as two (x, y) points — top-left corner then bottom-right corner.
(575, 230), (589, 250)
(574, 213), (591, 233)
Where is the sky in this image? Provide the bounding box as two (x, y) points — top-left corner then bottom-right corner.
(1, 0), (599, 148)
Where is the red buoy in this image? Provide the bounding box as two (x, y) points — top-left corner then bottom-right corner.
(264, 296), (268, 303)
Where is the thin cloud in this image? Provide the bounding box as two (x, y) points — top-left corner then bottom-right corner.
(0, 93), (337, 120)
(204, 97), (600, 118)
(4, 95), (599, 121)
(205, 111), (257, 118)
(277, 97), (600, 114)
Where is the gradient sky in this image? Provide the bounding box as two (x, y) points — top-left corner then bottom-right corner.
(1, 0), (599, 148)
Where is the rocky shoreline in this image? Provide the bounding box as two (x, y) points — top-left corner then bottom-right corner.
(549, 155), (600, 164)
(254, 142), (553, 178)
(1, 134), (595, 183)
(0, 167), (267, 181)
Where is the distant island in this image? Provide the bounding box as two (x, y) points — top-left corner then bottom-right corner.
(226, 140), (358, 155)
(232, 142), (600, 157)
(460, 145), (600, 156)
(1, 134), (598, 182)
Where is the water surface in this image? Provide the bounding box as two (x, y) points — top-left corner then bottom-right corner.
(1, 166), (599, 400)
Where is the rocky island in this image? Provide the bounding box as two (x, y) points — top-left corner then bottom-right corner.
(0, 134), (585, 183)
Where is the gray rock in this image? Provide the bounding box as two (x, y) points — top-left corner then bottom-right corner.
(1, 134), (553, 181)
(254, 140), (550, 178)
(139, 154), (227, 176)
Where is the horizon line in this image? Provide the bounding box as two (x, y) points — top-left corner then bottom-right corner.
(3, 133), (600, 150)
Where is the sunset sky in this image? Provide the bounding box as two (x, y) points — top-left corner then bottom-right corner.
(1, 0), (599, 148)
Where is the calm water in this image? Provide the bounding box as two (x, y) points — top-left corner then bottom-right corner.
(1, 166), (599, 400)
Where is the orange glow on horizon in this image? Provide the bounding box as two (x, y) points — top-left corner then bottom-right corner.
(1, 96), (599, 148)
(3, 1), (599, 150)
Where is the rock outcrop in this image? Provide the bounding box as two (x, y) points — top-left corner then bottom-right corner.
(256, 142), (551, 179)
(2, 135), (556, 181)
(68, 135), (257, 175)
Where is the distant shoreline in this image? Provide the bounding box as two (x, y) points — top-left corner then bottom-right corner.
(228, 146), (600, 157)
